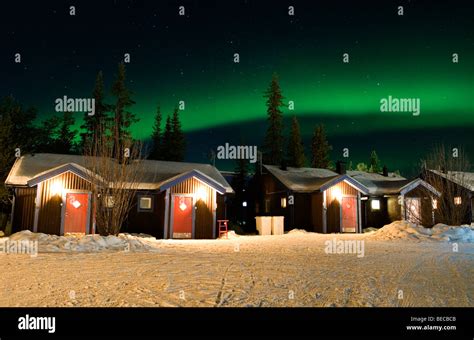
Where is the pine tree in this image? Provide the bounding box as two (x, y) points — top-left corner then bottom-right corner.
(356, 162), (368, 172)
(0, 96), (37, 172)
(369, 150), (381, 173)
(170, 107), (186, 161)
(56, 112), (77, 153)
(37, 113), (77, 154)
(287, 116), (306, 167)
(311, 124), (332, 168)
(149, 104), (162, 160)
(80, 71), (109, 153)
(111, 63), (137, 160)
(161, 115), (173, 160)
(262, 73), (285, 165)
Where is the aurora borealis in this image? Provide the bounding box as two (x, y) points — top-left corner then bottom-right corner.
(1, 0), (473, 174)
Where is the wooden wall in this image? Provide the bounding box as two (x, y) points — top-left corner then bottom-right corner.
(405, 186), (435, 226)
(325, 181), (359, 233)
(37, 172), (93, 234)
(125, 191), (165, 238)
(12, 187), (36, 232)
(170, 177), (216, 239)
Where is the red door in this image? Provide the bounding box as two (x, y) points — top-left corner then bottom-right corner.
(341, 197), (357, 232)
(64, 193), (89, 234)
(172, 196), (193, 238)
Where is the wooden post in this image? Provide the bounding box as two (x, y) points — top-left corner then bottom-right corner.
(322, 190), (327, 233)
(357, 192), (362, 233)
(33, 183), (42, 232)
(163, 189), (170, 239)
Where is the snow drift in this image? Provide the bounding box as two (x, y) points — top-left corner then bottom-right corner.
(367, 221), (474, 242)
(1, 230), (163, 253)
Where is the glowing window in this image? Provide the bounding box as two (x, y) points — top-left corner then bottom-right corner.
(454, 197), (462, 205)
(371, 199), (380, 210)
(432, 199), (438, 209)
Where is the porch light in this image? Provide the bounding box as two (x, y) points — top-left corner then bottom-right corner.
(371, 199), (380, 210)
(197, 187), (207, 201)
(333, 188), (342, 202)
(281, 197), (287, 208)
(242, 201), (247, 207)
(51, 182), (63, 196)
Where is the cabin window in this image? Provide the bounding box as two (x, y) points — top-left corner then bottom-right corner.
(432, 199), (438, 209)
(138, 196), (153, 212)
(104, 195), (115, 208)
(265, 199), (270, 213)
(454, 196), (462, 205)
(281, 197), (287, 208)
(371, 199), (380, 211)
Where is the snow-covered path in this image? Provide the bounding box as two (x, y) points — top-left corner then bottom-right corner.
(1, 231), (473, 307)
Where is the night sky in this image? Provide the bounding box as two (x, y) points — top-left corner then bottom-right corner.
(1, 0), (473, 175)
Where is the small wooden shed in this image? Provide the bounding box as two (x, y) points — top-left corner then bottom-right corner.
(255, 165), (369, 233)
(5, 154), (233, 239)
(348, 171), (441, 228)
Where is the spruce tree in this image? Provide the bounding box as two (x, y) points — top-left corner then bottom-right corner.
(287, 116), (306, 168)
(111, 63), (137, 160)
(311, 124), (332, 168)
(161, 115), (173, 160)
(262, 73), (285, 165)
(80, 71), (109, 153)
(170, 107), (186, 161)
(369, 150), (381, 173)
(149, 104), (162, 160)
(56, 112), (77, 154)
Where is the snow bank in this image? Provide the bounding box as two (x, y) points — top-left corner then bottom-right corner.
(368, 221), (474, 242)
(1, 230), (163, 253)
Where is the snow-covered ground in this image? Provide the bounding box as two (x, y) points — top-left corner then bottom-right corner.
(0, 221), (473, 307)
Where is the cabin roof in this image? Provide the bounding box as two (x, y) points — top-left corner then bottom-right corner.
(347, 171), (440, 196)
(427, 169), (474, 192)
(264, 165), (368, 193)
(5, 153), (234, 193)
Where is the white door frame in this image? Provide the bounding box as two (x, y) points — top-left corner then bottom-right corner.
(340, 194), (358, 233)
(169, 193), (196, 239)
(60, 190), (92, 235)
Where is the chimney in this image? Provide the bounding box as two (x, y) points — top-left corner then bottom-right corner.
(280, 158), (287, 171)
(336, 160), (346, 175)
(382, 165), (388, 177)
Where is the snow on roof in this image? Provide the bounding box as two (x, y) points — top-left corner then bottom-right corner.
(346, 170), (412, 195)
(427, 169), (474, 192)
(5, 153), (233, 193)
(263, 165), (369, 193)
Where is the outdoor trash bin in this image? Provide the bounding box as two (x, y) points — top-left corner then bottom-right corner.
(255, 216), (272, 235)
(271, 216), (284, 235)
